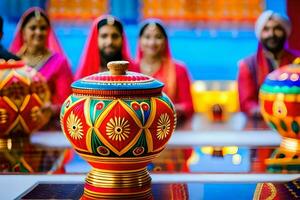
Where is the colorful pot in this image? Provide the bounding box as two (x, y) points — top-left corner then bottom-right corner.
(0, 59), (50, 138)
(259, 61), (300, 172)
(60, 61), (176, 199)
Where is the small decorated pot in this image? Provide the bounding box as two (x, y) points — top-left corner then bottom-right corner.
(60, 61), (176, 199)
(0, 59), (50, 138)
(259, 60), (300, 172)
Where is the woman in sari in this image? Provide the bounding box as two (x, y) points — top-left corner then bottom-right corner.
(10, 7), (73, 128)
(135, 20), (194, 122)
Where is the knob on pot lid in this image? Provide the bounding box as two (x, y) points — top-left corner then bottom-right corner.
(72, 61), (164, 97)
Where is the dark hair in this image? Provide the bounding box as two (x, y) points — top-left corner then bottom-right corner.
(97, 17), (123, 34)
(21, 10), (50, 30)
(0, 16), (3, 33)
(139, 21), (167, 39)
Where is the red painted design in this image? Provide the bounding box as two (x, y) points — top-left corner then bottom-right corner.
(62, 99), (90, 151)
(148, 99), (175, 151)
(0, 62), (50, 137)
(0, 97), (18, 134)
(19, 95), (43, 132)
(131, 102), (140, 110)
(141, 103), (149, 111)
(97, 146), (110, 156)
(133, 146), (145, 156)
(95, 102), (104, 110)
(263, 100), (300, 117)
(1, 77), (30, 108)
(97, 101), (140, 153)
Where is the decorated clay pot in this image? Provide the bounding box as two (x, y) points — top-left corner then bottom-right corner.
(60, 61), (176, 199)
(259, 60), (300, 172)
(0, 59), (50, 138)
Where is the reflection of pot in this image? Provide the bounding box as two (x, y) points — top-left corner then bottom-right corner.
(60, 61), (176, 199)
(259, 60), (300, 172)
(0, 59), (50, 138)
(0, 137), (66, 173)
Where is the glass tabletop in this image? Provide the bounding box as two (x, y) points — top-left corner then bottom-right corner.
(0, 113), (300, 173)
(0, 113), (299, 199)
(0, 113), (295, 175)
(15, 181), (299, 200)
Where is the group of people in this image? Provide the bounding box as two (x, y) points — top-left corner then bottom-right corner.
(0, 7), (299, 128)
(0, 7), (194, 128)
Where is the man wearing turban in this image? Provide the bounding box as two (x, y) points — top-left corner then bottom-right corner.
(75, 15), (137, 80)
(237, 10), (300, 118)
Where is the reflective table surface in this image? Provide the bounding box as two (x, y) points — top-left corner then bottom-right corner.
(1, 113), (299, 199)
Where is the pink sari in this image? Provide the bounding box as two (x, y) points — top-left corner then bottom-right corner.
(135, 19), (194, 119)
(75, 15), (136, 80)
(10, 7), (73, 109)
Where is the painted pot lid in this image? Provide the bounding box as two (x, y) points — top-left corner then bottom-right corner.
(72, 61), (164, 97)
(260, 62), (300, 94)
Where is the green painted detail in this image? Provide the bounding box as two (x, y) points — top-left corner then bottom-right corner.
(91, 130), (104, 155)
(267, 165), (283, 173)
(91, 130), (119, 157)
(70, 95), (81, 102)
(268, 164), (300, 172)
(276, 153), (286, 159)
(123, 130), (148, 157)
(291, 121), (299, 135)
(20, 163), (30, 172)
(260, 85), (300, 94)
(286, 165), (300, 171)
(160, 94), (174, 109)
(90, 99), (107, 123)
(60, 100), (68, 115)
(123, 99), (152, 125)
(268, 120), (277, 131)
(92, 100), (111, 125)
(280, 120), (287, 131)
(125, 99), (143, 120)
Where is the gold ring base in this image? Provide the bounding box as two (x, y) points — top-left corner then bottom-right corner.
(82, 167), (152, 200)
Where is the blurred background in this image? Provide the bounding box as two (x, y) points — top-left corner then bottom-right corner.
(0, 0), (298, 81)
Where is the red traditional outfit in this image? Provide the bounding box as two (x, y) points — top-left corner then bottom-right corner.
(238, 10), (299, 116)
(75, 16), (136, 80)
(238, 45), (299, 115)
(135, 21), (194, 120)
(10, 7), (73, 112)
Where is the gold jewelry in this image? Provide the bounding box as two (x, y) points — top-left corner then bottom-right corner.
(35, 10), (41, 20)
(107, 16), (115, 25)
(147, 22), (157, 31)
(22, 49), (51, 68)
